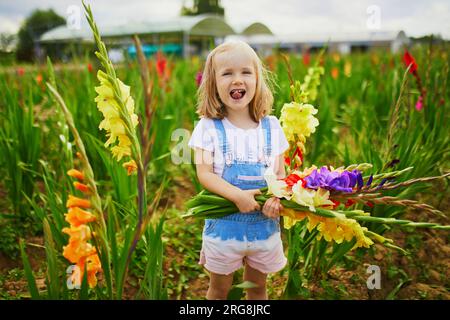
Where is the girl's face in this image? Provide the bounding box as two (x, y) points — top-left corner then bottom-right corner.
(213, 47), (257, 114)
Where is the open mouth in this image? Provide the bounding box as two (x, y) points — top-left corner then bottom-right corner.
(230, 89), (246, 100)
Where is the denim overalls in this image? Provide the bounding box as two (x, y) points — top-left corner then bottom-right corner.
(203, 116), (280, 244)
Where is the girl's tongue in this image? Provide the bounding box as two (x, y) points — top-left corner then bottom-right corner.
(230, 89), (245, 99)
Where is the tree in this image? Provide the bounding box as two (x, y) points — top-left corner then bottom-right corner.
(16, 9), (65, 62)
(181, 0), (225, 16)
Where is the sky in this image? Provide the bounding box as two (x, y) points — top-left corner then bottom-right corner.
(0, 0), (449, 39)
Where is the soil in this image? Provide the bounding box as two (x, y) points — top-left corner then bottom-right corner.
(0, 176), (448, 300)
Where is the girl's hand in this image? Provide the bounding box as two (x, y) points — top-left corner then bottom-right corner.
(262, 197), (283, 219)
(232, 189), (262, 213)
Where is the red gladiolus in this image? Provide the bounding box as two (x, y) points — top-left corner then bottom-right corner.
(17, 67), (25, 76)
(155, 51), (167, 78)
(331, 199), (340, 209)
(345, 199), (356, 207)
(366, 201), (374, 208)
(302, 52), (310, 66)
(284, 156), (291, 166)
(294, 147), (303, 162)
(403, 50), (418, 74)
(284, 173), (302, 187)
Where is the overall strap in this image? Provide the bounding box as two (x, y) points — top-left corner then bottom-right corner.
(261, 116), (272, 161)
(213, 119), (232, 165)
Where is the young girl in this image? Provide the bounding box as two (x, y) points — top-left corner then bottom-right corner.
(188, 40), (288, 300)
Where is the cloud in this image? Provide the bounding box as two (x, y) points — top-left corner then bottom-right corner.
(0, 0), (448, 38)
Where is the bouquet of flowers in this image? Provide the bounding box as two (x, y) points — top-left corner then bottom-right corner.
(185, 164), (449, 250)
(185, 57), (450, 252)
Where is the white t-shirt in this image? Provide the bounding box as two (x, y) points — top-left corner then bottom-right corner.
(188, 115), (289, 176)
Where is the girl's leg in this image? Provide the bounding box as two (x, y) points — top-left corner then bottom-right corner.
(244, 263), (268, 300)
(207, 271), (234, 300)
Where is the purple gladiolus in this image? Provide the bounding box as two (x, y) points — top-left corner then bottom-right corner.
(305, 166), (363, 193)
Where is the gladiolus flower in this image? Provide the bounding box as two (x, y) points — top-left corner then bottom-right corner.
(77, 253), (102, 288)
(67, 169), (84, 181)
(65, 207), (96, 227)
(74, 181), (91, 194)
(280, 102), (319, 144)
(344, 61), (352, 77)
(313, 188), (335, 208)
(36, 73), (43, 84)
(302, 52), (310, 66)
(17, 67), (25, 76)
(62, 224), (92, 242)
(297, 211), (374, 249)
(403, 50), (418, 74)
(292, 182), (316, 211)
(345, 199), (356, 207)
(331, 199), (340, 209)
(332, 53), (341, 62)
(331, 67), (339, 79)
(123, 159), (137, 175)
(66, 195), (91, 209)
(156, 51), (167, 78)
(63, 240), (96, 264)
(284, 173), (302, 187)
(195, 71), (203, 87)
(415, 95), (423, 111)
(264, 168), (292, 199)
(95, 70), (138, 161)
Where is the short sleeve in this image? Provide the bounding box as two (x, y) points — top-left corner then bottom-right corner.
(188, 118), (215, 152)
(269, 116), (289, 156)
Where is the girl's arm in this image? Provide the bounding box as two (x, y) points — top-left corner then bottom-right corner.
(274, 153), (286, 179)
(262, 153), (286, 219)
(194, 147), (261, 213)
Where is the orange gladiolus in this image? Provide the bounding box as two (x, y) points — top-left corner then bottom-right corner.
(62, 224), (92, 242)
(70, 253), (102, 288)
(66, 195), (91, 209)
(331, 67), (339, 79)
(73, 181), (91, 194)
(36, 73), (43, 84)
(67, 169), (84, 181)
(122, 159), (137, 175)
(65, 207), (96, 227)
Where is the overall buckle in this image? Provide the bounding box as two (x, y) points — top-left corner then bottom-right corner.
(225, 153), (233, 166)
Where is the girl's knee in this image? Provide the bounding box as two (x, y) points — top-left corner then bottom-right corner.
(207, 287), (229, 300)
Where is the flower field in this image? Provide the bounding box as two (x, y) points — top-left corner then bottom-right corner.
(0, 7), (449, 299)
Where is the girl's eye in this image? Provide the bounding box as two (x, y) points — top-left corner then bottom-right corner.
(222, 72), (231, 76)
(243, 71), (252, 74)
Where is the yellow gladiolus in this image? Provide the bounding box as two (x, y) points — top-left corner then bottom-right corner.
(94, 70), (138, 162)
(280, 102), (319, 144)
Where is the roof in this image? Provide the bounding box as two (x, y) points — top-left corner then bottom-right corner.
(240, 23), (273, 36)
(235, 31), (409, 46)
(40, 15), (274, 43)
(40, 14), (236, 43)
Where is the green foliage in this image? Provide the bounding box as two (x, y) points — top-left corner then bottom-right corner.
(181, 0), (225, 16)
(16, 9), (66, 62)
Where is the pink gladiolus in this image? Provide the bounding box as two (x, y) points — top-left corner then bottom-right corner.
(195, 71), (202, 87)
(415, 95), (423, 111)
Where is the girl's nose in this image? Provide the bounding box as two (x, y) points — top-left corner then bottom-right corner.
(232, 78), (243, 85)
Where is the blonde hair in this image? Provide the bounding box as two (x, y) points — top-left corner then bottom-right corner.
(196, 40), (274, 122)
